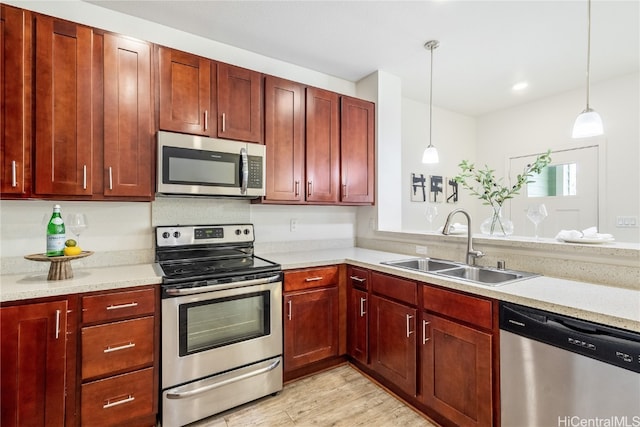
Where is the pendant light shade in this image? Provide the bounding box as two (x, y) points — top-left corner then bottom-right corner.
(572, 0), (604, 138)
(422, 40), (440, 164)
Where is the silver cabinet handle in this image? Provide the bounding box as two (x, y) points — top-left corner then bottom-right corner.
(423, 320), (431, 344)
(350, 276), (366, 283)
(104, 342), (135, 353)
(55, 309), (61, 339)
(305, 277), (323, 282)
(108, 167), (113, 190)
(106, 302), (138, 310)
(221, 113), (226, 132)
(406, 314), (414, 338)
(295, 180), (300, 197)
(360, 297), (366, 317)
(307, 181), (312, 196)
(204, 110), (209, 131)
(342, 183), (347, 198)
(83, 164), (87, 190)
(287, 300), (292, 320)
(103, 395), (135, 409)
(11, 160), (17, 187)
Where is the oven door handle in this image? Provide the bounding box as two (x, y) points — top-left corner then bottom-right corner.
(165, 358), (281, 399)
(164, 274), (281, 296)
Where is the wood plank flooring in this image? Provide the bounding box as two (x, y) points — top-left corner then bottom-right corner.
(191, 364), (438, 427)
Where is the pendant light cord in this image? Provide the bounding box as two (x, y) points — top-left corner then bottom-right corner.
(429, 44), (434, 148)
(585, 0), (592, 109)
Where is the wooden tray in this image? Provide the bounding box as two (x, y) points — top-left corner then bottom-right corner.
(24, 251), (94, 280)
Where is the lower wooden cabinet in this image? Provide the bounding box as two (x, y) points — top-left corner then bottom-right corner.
(369, 294), (417, 396)
(0, 299), (69, 427)
(419, 313), (493, 427)
(347, 266), (369, 365)
(283, 266), (340, 378)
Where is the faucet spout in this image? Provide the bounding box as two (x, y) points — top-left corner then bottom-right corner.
(442, 208), (484, 265)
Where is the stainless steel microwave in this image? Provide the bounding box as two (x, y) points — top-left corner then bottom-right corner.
(157, 131), (266, 198)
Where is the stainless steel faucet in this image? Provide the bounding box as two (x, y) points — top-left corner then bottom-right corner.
(442, 208), (484, 265)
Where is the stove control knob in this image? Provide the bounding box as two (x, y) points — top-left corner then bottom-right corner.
(162, 232), (170, 239)
(235, 229), (242, 235)
(244, 229), (251, 235)
(173, 231), (181, 239)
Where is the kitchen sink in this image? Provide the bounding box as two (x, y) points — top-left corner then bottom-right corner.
(381, 258), (461, 272)
(381, 258), (538, 286)
(435, 265), (538, 286)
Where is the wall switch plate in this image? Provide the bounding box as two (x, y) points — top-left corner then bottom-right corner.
(415, 245), (427, 255)
(616, 216), (638, 228)
(290, 219), (298, 232)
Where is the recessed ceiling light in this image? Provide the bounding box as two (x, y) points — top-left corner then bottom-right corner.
(512, 82), (529, 92)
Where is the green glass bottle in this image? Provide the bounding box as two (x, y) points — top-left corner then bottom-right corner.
(46, 204), (66, 256)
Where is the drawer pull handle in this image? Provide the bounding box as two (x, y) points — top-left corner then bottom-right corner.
(104, 342), (135, 353)
(350, 276), (366, 283)
(406, 314), (415, 338)
(305, 277), (323, 282)
(103, 394), (135, 409)
(423, 320), (431, 344)
(359, 297), (366, 317)
(106, 302), (138, 310)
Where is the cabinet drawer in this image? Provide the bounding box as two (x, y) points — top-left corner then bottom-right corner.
(284, 266), (338, 291)
(422, 285), (493, 330)
(82, 287), (155, 324)
(348, 266), (370, 290)
(82, 317), (154, 379)
(371, 272), (417, 306)
(81, 367), (154, 427)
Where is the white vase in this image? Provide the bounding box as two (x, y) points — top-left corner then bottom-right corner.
(480, 206), (514, 236)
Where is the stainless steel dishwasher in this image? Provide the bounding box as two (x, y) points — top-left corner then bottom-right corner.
(500, 302), (640, 427)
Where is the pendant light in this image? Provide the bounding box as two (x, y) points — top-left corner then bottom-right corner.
(572, 0), (604, 138)
(422, 40), (440, 164)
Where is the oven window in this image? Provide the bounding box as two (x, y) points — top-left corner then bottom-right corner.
(178, 291), (270, 356)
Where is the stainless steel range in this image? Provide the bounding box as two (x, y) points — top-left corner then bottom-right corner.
(155, 224), (283, 427)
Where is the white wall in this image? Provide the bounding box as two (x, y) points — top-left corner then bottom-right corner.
(400, 99), (477, 232)
(476, 72), (640, 242)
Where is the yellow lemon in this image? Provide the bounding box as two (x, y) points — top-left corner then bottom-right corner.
(64, 246), (82, 256)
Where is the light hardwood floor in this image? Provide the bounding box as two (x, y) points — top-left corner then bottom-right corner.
(191, 364), (438, 426)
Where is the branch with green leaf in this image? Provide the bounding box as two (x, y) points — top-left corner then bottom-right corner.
(453, 149), (552, 234)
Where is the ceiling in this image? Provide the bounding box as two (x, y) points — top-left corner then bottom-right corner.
(85, 0), (639, 117)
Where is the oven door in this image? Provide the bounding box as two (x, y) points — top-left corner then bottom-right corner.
(161, 275), (282, 389)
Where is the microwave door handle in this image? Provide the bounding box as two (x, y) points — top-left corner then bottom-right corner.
(240, 147), (248, 195)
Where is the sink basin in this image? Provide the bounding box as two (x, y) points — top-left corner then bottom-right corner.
(435, 266), (538, 286)
(381, 258), (460, 272)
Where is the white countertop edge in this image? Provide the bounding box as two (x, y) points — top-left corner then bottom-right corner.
(0, 264), (162, 303)
(268, 247), (640, 333)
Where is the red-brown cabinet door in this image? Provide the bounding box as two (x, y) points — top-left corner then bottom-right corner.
(340, 96), (375, 204)
(306, 87), (339, 203)
(1, 5), (32, 197)
(159, 47), (213, 136)
(217, 62), (262, 143)
(264, 76), (304, 202)
(103, 34), (153, 198)
(34, 16), (93, 196)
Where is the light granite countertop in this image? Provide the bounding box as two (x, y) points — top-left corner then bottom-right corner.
(2, 247), (638, 333)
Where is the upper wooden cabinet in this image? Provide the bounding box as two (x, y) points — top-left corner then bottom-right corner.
(0, 5), (32, 197)
(158, 47), (213, 136)
(264, 76), (305, 202)
(306, 87), (340, 203)
(217, 62), (263, 143)
(340, 96), (375, 204)
(262, 78), (343, 205)
(33, 15), (93, 196)
(100, 33), (153, 198)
